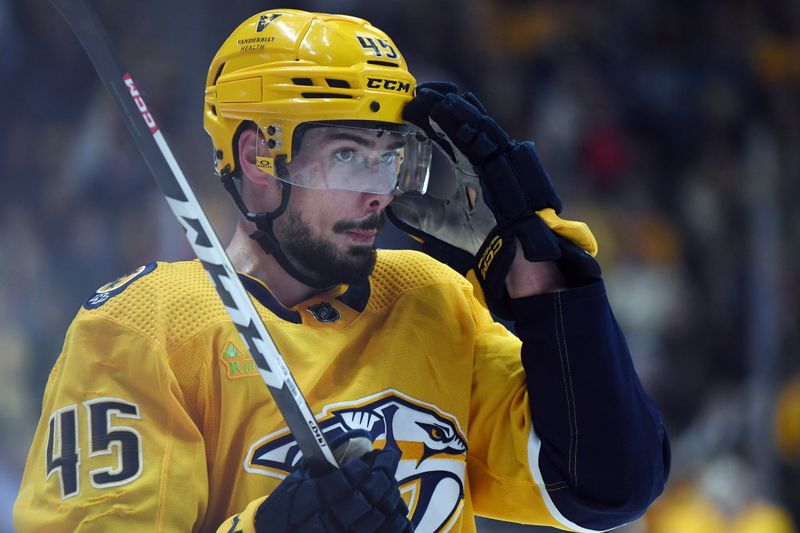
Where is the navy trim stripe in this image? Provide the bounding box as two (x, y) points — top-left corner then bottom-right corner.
(336, 277), (370, 312)
(238, 274), (301, 324)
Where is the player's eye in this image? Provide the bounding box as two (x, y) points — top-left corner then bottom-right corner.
(334, 149), (355, 162)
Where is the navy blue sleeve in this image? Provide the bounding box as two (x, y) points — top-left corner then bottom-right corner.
(510, 280), (670, 531)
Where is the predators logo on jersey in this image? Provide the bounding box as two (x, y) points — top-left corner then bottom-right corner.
(245, 390), (467, 532)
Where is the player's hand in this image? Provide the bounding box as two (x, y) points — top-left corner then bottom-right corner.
(388, 82), (597, 316)
(254, 431), (413, 533)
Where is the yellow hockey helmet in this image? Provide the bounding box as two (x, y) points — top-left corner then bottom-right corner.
(204, 9), (427, 194)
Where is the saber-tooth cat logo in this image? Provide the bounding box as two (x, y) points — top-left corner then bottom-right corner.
(245, 390), (468, 532)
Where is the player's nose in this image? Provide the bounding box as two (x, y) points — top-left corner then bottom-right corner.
(361, 191), (393, 213)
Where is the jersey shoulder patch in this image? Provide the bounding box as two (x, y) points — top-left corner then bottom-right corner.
(79, 260), (233, 352)
(83, 263), (158, 310)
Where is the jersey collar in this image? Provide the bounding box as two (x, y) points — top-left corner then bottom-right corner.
(237, 273), (370, 327)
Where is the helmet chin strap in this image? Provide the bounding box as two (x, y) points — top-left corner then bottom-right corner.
(221, 172), (334, 289)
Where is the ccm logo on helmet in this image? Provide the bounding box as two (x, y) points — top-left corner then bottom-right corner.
(122, 73), (158, 133)
(367, 78), (411, 93)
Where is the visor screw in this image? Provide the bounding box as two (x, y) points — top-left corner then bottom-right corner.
(215, 149), (223, 160)
(267, 125), (276, 136)
(267, 139), (277, 149)
(370, 101), (380, 112)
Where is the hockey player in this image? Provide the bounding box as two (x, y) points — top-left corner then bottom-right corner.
(15, 9), (669, 532)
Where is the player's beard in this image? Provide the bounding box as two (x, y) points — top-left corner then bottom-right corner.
(277, 208), (384, 286)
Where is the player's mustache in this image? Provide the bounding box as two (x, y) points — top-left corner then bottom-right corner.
(333, 212), (385, 233)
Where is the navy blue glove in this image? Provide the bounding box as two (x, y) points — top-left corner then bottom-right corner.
(254, 433), (412, 533)
(389, 82), (566, 317)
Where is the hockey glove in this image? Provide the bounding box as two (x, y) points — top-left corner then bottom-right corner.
(388, 82), (598, 317)
(254, 431), (412, 533)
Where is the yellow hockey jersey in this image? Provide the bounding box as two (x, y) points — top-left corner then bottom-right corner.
(15, 250), (588, 532)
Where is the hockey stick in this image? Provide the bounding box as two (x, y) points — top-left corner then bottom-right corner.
(50, 0), (338, 470)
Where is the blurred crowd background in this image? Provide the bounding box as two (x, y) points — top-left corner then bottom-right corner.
(1, 0), (799, 531)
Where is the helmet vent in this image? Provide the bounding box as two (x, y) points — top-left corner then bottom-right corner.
(213, 63), (226, 85)
(300, 92), (353, 99)
(326, 79), (350, 89)
(367, 60), (400, 68)
(292, 77), (314, 86)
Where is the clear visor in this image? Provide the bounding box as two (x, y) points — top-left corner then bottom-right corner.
(257, 122), (431, 195)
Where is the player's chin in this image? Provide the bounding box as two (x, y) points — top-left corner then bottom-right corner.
(333, 246), (377, 283)
(333, 230), (379, 257)
(344, 243), (377, 259)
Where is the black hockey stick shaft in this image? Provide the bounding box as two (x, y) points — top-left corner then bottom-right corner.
(50, 0), (338, 470)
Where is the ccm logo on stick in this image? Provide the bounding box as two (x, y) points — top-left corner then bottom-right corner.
(122, 73), (158, 133)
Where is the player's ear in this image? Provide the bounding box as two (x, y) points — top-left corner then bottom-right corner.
(238, 127), (277, 187)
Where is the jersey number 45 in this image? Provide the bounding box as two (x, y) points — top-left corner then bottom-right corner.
(46, 398), (142, 499)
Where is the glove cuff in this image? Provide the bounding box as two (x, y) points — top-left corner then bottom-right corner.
(555, 237), (602, 287)
(474, 232), (514, 319)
